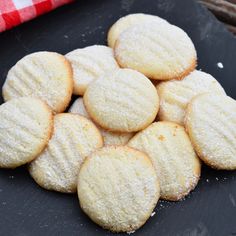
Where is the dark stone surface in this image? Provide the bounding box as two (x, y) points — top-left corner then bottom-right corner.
(0, 0), (235, 235)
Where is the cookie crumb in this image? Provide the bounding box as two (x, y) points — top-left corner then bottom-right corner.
(127, 230), (135, 234)
(217, 62), (223, 69)
(206, 179), (209, 183)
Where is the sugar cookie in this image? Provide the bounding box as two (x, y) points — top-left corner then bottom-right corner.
(0, 97), (53, 168)
(107, 13), (167, 48)
(29, 113), (103, 193)
(157, 70), (225, 125)
(128, 121), (201, 201)
(69, 98), (134, 146)
(115, 22), (196, 80)
(77, 146), (160, 232)
(2, 51), (73, 113)
(84, 68), (159, 132)
(185, 93), (236, 170)
(66, 45), (119, 95)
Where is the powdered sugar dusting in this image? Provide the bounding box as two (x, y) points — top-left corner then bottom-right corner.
(186, 93), (236, 169)
(3, 51), (72, 113)
(108, 13), (167, 48)
(78, 146), (159, 232)
(69, 98), (134, 145)
(128, 122), (201, 200)
(0, 97), (52, 168)
(29, 114), (103, 193)
(66, 45), (119, 95)
(115, 22), (196, 80)
(157, 70), (225, 125)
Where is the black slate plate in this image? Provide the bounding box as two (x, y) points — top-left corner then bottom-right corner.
(0, 0), (236, 235)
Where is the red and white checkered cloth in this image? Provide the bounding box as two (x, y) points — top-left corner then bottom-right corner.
(0, 0), (74, 32)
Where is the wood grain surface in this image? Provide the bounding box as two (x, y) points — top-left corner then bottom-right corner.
(199, 0), (236, 35)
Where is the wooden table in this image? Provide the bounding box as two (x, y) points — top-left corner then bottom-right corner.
(199, 0), (236, 35)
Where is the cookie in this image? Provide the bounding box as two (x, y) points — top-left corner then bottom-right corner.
(107, 13), (167, 48)
(84, 68), (159, 132)
(157, 70), (225, 125)
(29, 113), (103, 193)
(115, 22), (196, 80)
(0, 97), (53, 168)
(77, 146), (160, 232)
(66, 45), (119, 95)
(185, 93), (236, 170)
(2, 51), (73, 113)
(69, 98), (134, 146)
(128, 121), (201, 201)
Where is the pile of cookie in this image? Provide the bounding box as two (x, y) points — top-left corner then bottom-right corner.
(0, 13), (235, 233)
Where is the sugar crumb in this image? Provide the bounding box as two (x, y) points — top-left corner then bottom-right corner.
(217, 62), (224, 69)
(127, 230), (135, 234)
(151, 211), (156, 217)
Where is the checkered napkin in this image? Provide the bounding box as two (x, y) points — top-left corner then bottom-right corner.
(0, 0), (74, 32)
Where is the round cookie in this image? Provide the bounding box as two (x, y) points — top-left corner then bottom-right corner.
(77, 146), (160, 232)
(107, 13), (167, 48)
(69, 98), (134, 146)
(157, 70), (225, 125)
(2, 51), (73, 113)
(0, 97), (53, 168)
(128, 121), (201, 201)
(66, 45), (119, 95)
(115, 22), (197, 80)
(185, 93), (236, 170)
(84, 68), (159, 132)
(29, 113), (103, 193)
